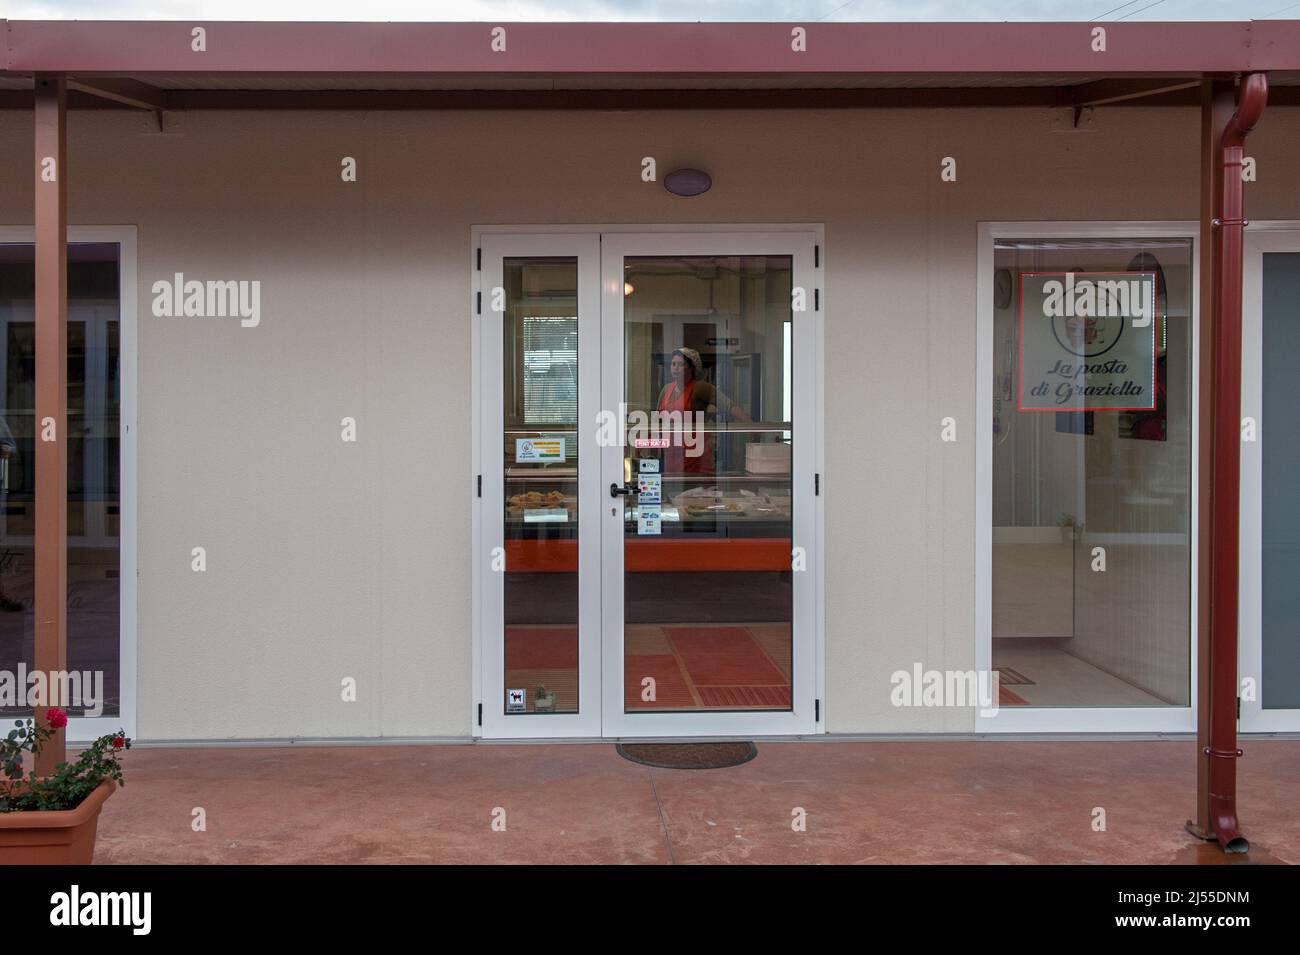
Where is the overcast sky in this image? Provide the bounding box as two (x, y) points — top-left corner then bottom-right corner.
(1, 0), (1297, 22)
(3, 0), (1300, 23)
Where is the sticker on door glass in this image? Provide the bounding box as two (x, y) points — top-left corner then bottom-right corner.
(638, 506), (662, 535)
(637, 473), (662, 504)
(638, 458), (660, 473)
(1018, 272), (1157, 412)
(516, 437), (565, 462)
(506, 688), (526, 713)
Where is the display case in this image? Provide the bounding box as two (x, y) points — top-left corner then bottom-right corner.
(502, 426), (793, 574)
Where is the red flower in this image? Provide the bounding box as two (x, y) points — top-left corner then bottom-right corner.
(46, 708), (68, 730)
(112, 736), (125, 749)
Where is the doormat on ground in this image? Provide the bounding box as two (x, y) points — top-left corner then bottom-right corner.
(616, 741), (758, 769)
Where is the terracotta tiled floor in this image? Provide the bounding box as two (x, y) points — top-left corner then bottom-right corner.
(91, 739), (1300, 864)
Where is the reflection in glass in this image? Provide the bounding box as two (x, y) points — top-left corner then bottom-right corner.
(501, 258), (579, 714)
(0, 243), (121, 718)
(990, 238), (1192, 707)
(622, 255), (794, 712)
(1261, 252), (1300, 709)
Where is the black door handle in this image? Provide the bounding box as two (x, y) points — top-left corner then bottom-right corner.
(610, 482), (637, 498)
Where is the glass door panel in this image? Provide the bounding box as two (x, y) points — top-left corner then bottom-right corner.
(502, 257), (580, 715)
(479, 235), (601, 738)
(600, 233), (818, 737)
(620, 255), (795, 713)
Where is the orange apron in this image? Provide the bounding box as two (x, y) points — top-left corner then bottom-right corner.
(657, 380), (712, 475)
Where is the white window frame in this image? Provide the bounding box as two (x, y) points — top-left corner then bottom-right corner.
(471, 224), (825, 740)
(976, 221), (1198, 734)
(0, 225), (138, 743)
(1240, 222), (1300, 733)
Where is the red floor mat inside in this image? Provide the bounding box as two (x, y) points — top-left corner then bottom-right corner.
(664, 626), (787, 686)
(504, 624), (792, 711)
(999, 686), (1030, 706)
(504, 627), (578, 669)
(697, 684), (791, 708)
(623, 654), (697, 708)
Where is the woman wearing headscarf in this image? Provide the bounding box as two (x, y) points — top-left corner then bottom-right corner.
(655, 346), (751, 475)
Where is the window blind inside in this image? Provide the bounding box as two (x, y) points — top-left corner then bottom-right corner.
(522, 315), (577, 425)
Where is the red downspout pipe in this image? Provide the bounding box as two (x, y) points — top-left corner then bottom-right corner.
(1207, 71), (1267, 854)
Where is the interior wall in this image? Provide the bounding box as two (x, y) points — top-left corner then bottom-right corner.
(0, 103), (1297, 738)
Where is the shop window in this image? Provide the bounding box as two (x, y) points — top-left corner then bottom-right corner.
(1261, 252), (1300, 709)
(990, 237), (1192, 708)
(0, 242), (122, 718)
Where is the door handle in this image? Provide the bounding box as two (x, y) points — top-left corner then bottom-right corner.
(609, 482), (637, 498)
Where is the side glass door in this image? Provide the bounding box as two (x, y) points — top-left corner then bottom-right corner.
(480, 235), (601, 738)
(1241, 229), (1300, 732)
(600, 233), (818, 737)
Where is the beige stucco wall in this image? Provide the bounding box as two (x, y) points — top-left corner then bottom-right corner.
(1, 104), (1297, 740)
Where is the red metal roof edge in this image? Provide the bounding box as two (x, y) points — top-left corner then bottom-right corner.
(1, 20), (1298, 76)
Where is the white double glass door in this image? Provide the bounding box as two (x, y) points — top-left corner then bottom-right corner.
(478, 229), (819, 739)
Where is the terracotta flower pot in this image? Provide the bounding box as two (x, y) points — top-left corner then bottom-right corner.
(0, 778), (116, 865)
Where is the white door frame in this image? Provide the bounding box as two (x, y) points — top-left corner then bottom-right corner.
(0, 225), (138, 742)
(1240, 222), (1300, 732)
(976, 221), (1198, 733)
(472, 224), (824, 739)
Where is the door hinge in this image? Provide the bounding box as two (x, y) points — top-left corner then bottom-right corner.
(814, 288), (820, 312)
(478, 703), (483, 726)
(476, 247), (481, 271)
(814, 244), (820, 268)
(815, 473), (820, 496)
(1237, 696), (1241, 720)
(815, 698), (821, 721)
(476, 291), (481, 315)
(477, 475), (482, 497)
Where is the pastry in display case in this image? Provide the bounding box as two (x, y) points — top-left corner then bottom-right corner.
(667, 484), (792, 521)
(506, 489), (576, 520)
(504, 430), (578, 524)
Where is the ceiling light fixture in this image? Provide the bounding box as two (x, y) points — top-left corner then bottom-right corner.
(664, 168), (711, 197)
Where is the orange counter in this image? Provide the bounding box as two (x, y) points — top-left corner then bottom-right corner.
(505, 538), (790, 572)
